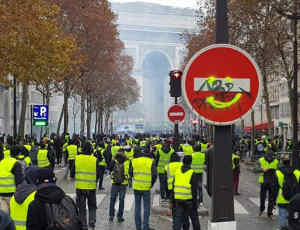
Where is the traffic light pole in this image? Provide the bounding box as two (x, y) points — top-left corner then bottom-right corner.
(174, 96), (179, 138)
(209, 0), (235, 229)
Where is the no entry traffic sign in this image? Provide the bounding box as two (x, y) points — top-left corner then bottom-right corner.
(168, 105), (185, 123)
(182, 44), (262, 125)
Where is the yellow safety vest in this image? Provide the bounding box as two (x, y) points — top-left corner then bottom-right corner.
(0, 157), (17, 194)
(191, 152), (205, 174)
(75, 154), (97, 190)
(111, 160), (130, 185)
(165, 162), (182, 190)
(37, 149), (50, 168)
(182, 145), (194, 156)
(10, 191), (36, 230)
(24, 156), (31, 166)
(24, 145), (32, 152)
(3, 149), (11, 159)
(63, 143), (68, 152)
(132, 157), (153, 191)
(125, 149), (134, 160)
(232, 154), (240, 170)
(258, 157), (278, 184)
(157, 149), (173, 174)
(67, 145), (78, 160)
(174, 168), (193, 200)
(200, 143), (208, 152)
(111, 146), (121, 157)
(276, 170), (300, 205)
(97, 148), (106, 167)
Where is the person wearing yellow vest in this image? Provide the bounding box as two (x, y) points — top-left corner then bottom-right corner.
(111, 143), (121, 158)
(124, 146), (134, 160)
(130, 147), (157, 230)
(26, 168), (66, 230)
(37, 143), (52, 170)
(164, 153), (187, 230)
(108, 152), (130, 223)
(232, 152), (241, 195)
(0, 148), (24, 214)
(75, 142), (98, 230)
(10, 170), (37, 230)
(181, 142), (194, 156)
(24, 143), (32, 153)
(275, 155), (300, 230)
(95, 142), (107, 191)
(172, 155), (201, 230)
(258, 150), (279, 219)
(191, 144), (206, 206)
(200, 140), (209, 153)
(66, 139), (78, 179)
(156, 141), (174, 200)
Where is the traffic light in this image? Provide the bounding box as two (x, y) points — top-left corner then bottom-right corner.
(169, 70), (182, 97)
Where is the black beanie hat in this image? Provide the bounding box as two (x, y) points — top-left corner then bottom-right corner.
(183, 155), (192, 165)
(35, 168), (56, 185)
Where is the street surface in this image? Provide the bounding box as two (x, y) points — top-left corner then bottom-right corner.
(54, 163), (278, 230)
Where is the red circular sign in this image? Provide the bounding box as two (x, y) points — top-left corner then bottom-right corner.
(168, 105), (185, 123)
(182, 44), (262, 125)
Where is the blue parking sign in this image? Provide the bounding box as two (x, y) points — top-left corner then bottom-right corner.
(33, 105), (49, 121)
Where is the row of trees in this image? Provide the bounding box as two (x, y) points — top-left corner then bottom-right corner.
(0, 0), (139, 138)
(184, 0), (295, 137)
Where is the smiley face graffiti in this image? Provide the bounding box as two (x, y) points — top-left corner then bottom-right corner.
(195, 76), (248, 110)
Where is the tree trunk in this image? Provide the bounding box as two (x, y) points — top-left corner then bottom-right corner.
(18, 82), (29, 140)
(56, 104), (64, 136)
(288, 80), (294, 125)
(94, 110), (98, 135)
(262, 71), (273, 138)
(63, 79), (69, 134)
(80, 95), (85, 136)
(86, 96), (92, 139)
(98, 109), (103, 135)
(104, 110), (110, 135)
(45, 85), (50, 137)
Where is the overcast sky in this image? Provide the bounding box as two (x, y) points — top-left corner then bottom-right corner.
(109, 0), (198, 9)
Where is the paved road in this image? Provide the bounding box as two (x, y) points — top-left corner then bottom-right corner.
(53, 163), (279, 230)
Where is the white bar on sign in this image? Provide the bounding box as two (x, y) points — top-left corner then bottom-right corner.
(194, 77), (250, 92)
(169, 112), (184, 116)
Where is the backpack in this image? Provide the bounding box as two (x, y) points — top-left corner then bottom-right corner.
(45, 195), (82, 230)
(257, 143), (265, 152)
(112, 161), (125, 185)
(282, 171), (300, 201)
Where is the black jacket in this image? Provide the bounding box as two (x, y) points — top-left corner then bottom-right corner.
(0, 210), (15, 230)
(27, 184), (65, 230)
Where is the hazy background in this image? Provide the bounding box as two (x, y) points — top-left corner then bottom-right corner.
(109, 0), (198, 9)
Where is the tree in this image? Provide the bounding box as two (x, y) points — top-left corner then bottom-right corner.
(0, 0), (82, 138)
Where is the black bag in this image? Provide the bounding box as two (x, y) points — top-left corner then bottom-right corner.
(112, 161), (125, 185)
(45, 195), (82, 230)
(282, 171), (299, 201)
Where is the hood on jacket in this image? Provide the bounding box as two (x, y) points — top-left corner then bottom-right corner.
(115, 152), (127, 164)
(36, 184), (65, 204)
(14, 183), (37, 204)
